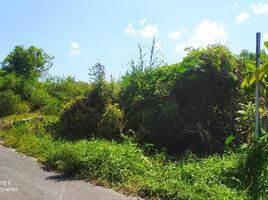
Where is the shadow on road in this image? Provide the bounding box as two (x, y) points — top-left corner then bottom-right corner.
(45, 174), (74, 182)
(41, 165), (75, 182)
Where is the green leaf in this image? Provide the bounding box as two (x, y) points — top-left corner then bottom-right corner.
(241, 76), (251, 88)
(225, 134), (235, 146)
(249, 62), (268, 85)
(264, 41), (268, 49)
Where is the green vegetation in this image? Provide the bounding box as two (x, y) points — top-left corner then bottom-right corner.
(0, 90), (29, 116)
(245, 41), (268, 86)
(0, 122), (249, 199)
(0, 41), (268, 199)
(0, 46), (90, 116)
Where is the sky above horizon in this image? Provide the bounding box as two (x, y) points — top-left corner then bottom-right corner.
(0, 0), (268, 81)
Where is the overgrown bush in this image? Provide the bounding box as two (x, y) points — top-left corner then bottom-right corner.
(241, 134), (268, 199)
(235, 102), (255, 142)
(97, 103), (124, 139)
(0, 54), (90, 115)
(60, 83), (121, 139)
(0, 72), (20, 92)
(0, 90), (29, 117)
(44, 76), (91, 104)
(59, 63), (122, 139)
(121, 63), (179, 148)
(169, 66), (240, 154)
(222, 132), (268, 199)
(40, 76), (91, 115)
(59, 82), (120, 138)
(0, 43), (258, 158)
(27, 82), (51, 110)
(41, 97), (61, 116)
(59, 97), (100, 139)
(121, 45), (243, 155)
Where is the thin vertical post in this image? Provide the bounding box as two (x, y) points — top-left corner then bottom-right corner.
(255, 32), (261, 139)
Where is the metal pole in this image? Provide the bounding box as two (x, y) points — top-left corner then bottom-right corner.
(255, 32), (261, 139)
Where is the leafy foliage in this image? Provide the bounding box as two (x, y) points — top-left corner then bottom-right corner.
(121, 44), (242, 155)
(60, 97), (99, 139)
(235, 102), (255, 142)
(42, 76), (91, 115)
(246, 41), (268, 86)
(1, 45), (53, 80)
(0, 46), (53, 113)
(0, 90), (29, 117)
(88, 62), (105, 83)
(223, 132), (268, 199)
(1, 41), (268, 199)
(0, 46), (90, 115)
(97, 103), (124, 139)
(169, 64), (240, 154)
(60, 64), (121, 139)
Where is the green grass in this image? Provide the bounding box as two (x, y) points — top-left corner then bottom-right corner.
(0, 112), (42, 122)
(0, 121), (257, 199)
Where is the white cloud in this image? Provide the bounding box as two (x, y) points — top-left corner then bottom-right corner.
(140, 18), (147, 25)
(264, 33), (268, 41)
(139, 24), (159, 38)
(251, 3), (268, 15)
(176, 19), (228, 53)
(125, 22), (158, 39)
(125, 23), (138, 37)
(168, 31), (181, 40)
(235, 12), (250, 24)
(69, 42), (80, 56)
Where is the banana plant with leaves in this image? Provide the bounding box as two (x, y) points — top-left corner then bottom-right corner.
(241, 41), (268, 118)
(244, 41), (268, 86)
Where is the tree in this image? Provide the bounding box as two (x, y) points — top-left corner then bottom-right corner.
(88, 63), (105, 84)
(1, 45), (54, 80)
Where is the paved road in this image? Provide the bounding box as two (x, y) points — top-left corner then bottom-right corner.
(0, 144), (139, 200)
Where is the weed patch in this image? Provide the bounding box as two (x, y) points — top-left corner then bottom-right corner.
(0, 122), (252, 199)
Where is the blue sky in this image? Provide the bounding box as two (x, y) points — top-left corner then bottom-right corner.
(0, 0), (268, 81)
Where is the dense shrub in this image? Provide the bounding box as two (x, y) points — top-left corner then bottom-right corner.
(0, 45), (56, 112)
(169, 66), (240, 154)
(27, 83), (51, 110)
(0, 44), (260, 157)
(60, 97), (100, 139)
(120, 63), (182, 133)
(0, 46), (93, 117)
(0, 72), (20, 92)
(235, 102), (255, 142)
(0, 72), (49, 111)
(222, 132), (268, 199)
(39, 76), (91, 115)
(44, 76), (91, 103)
(121, 45), (243, 155)
(97, 103), (124, 139)
(59, 71), (121, 139)
(41, 97), (61, 115)
(0, 90), (29, 117)
(239, 134), (268, 198)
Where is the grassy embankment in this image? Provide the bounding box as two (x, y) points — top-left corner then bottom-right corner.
(0, 115), (259, 200)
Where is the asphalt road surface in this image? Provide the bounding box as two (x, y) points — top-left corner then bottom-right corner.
(0, 144), (139, 200)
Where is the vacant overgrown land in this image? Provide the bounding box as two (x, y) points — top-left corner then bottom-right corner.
(1, 43), (268, 199)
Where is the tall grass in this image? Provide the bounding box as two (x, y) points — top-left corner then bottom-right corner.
(0, 121), (256, 199)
